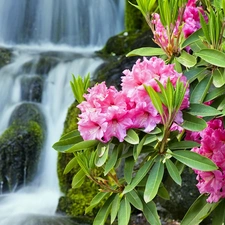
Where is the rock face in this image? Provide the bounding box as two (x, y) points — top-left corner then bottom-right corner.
(0, 103), (45, 193)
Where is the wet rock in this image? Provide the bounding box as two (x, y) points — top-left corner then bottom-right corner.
(0, 103), (45, 192)
(21, 75), (43, 102)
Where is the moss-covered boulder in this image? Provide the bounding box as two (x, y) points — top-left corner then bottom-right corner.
(0, 103), (45, 192)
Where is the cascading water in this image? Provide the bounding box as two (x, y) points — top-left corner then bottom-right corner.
(0, 0), (124, 224)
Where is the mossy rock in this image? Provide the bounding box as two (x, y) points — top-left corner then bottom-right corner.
(0, 47), (12, 68)
(0, 120), (44, 192)
(9, 103), (46, 129)
(0, 103), (45, 192)
(22, 56), (59, 75)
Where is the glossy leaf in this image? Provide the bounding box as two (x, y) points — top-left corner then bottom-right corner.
(104, 145), (119, 175)
(118, 198), (131, 225)
(188, 103), (222, 117)
(158, 183), (170, 200)
(124, 156), (135, 184)
(181, 28), (203, 49)
(145, 85), (163, 116)
(182, 112), (207, 131)
(195, 49), (225, 68)
(52, 135), (83, 152)
(85, 192), (110, 214)
(95, 142), (109, 167)
(212, 68), (225, 88)
(171, 150), (218, 171)
(190, 75), (212, 104)
(63, 157), (77, 174)
(123, 160), (154, 194)
(184, 67), (206, 83)
(134, 135), (147, 161)
(181, 194), (219, 225)
(212, 200), (225, 225)
(72, 169), (86, 188)
(60, 129), (80, 140)
(126, 47), (164, 57)
(64, 140), (99, 153)
(168, 140), (200, 150)
(124, 129), (139, 145)
(143, 201), (161, 225)
(110, 194), (120, 224)
(126, 190), (143, 210)
(165, 159), (182, 185)
(144, 160), (164, 203)
(176, 50), (197, 67)
(204, 84), (225, 102)
(93, 194), (114, 225)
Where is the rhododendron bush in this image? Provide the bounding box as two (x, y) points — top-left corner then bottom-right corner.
(53, 0), (225, 224)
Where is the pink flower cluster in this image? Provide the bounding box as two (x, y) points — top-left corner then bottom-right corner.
(77, 57), (189, 143)
(188, 119), (225, 203)
(183, 0), (208, 38)
(152, 0), (207, 49)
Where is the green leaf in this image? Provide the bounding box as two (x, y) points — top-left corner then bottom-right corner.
(212, 199), (225, 225)
(134, 135), (147, 161)
(165, 159), (182, 185)
(145, 85), (163, 116)
(118, 198), (131, 225)
(124, 129), (139, 145)
(95, 142), (109, 167)
(124, 156), (135, 184)
(123, 160), (154, 194)
(176, 50), (197, 67)
(184, 67), (206, 83)
(60, 129), (80, 140)
(52, 135), (83, 152)
(212, 68), (225, 88)
(144, 160), (164, 203)
(126, 47), (165, 57)
(63, 157), (77, 174)
(168, 140), (200, 150)
(110, 194), (121, 224)
(181, 194), (219, 225)
(64, 140), (99, 153)
(204, 84), (225, 102)
(195, 49), (225, 68)
(188, 103), (222, 117)
(93, 194), (114, 225)
(72, 169), (86, 188)
(181, 28), (203, 49)
(126, 190), (143, 211)
(190, 75), (212, 104)
(171, 150), (218, 171)
(182, 112), (207, 131)
(143, 201), (161, 225)
(104, 145), (119, 176)
(158, 183), (170, 200)
(85, 192), (110, 214)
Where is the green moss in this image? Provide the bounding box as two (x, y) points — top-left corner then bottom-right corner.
(125, 0), (148, 32)
(0, 120), (44, 192)
(57, 102), (101, 217)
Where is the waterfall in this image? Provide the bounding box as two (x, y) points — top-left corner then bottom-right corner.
(0, 0), (124, 47)
(0, 0), (124, 224)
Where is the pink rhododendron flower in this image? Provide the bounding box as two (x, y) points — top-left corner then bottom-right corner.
(151, 0), (208, 50)
(189, 118), (225, 203)
(77, 57), (189, 142)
